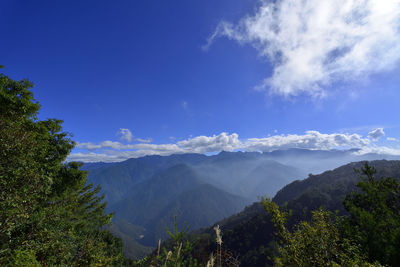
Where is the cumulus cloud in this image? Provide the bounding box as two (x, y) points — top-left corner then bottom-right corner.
(69, 130), (400, 162)
(177, 132), (241, 153)
(244, 131), (370, 151)
(206, 0), (400, 98)
(387, 137), (399, 142)
(368, 128), (385, 140)
(117, 128), (133, 142)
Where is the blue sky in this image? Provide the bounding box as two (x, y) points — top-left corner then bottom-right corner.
(2, 0), (400, 162)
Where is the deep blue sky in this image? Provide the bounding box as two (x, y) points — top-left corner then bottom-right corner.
(2, 0), (400, 162)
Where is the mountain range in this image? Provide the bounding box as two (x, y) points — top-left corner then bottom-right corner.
(82, 149), (400, 259)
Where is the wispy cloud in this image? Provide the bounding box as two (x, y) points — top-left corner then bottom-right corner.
(69, 129), (400, 162)
(136, 137), (153, 143)
(117, 128), (133, 142)
(182, 101), (188, 110)
(206, 0), (400, 98)
(354, 145), (400, 156)
(77, 141), (127, 150)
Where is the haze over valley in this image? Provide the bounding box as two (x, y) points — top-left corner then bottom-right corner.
(83, 149), (400, 258)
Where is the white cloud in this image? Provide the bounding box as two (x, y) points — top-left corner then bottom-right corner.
(136, 138), (153, 143)
(77, 141), (127, 150)
(69, 130), (400, 162)
(368, 128), (385, 140)
(206, 0), (400, 98)
(72, 133), (241, 162)
(117, 128), (133, 142)
(243, 131), (370, 151)
(387, 137), (399, 142)
(354, 145), (400, 156)
(177, 132), (241, 153)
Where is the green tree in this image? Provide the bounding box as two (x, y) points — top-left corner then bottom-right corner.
(0, 71), (125, 265)
(343, 163), (400, 266)
(154, 216), (198, 267)
(133, 216), (198, 267)
(262, 198), (375, 266)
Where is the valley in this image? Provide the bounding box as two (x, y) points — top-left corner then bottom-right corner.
(84, 150), (400, 260)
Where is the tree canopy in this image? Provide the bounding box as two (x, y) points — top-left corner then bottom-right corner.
(343, 163), (400, 266)
(0, 71), (125, 265)
(263, 162), (400, 266)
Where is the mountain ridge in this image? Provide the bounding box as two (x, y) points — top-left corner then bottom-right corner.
(83, 151), (400, 259)
(189, 159), (400, 266)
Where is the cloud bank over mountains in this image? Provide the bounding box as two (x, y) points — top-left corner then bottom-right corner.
(65, 0), (400, 163)
(69, 128), (400, 162)
(205, 0), (400, 98)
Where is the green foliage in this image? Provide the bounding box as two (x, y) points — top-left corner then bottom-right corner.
(343, 163), (400, 266)
(262, 198), (375, 266)
(262, 162), (400, 266)
(157, 216), (198, 267)
(137, 216), (198, 267)
(188, 161), (400, 266)
(0, 72), (125, 265)
(9, 248), (41, 266)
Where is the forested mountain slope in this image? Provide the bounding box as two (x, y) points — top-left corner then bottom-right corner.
(190, 160), (400, 266)
(109, 163), (249, 246)
(84, 149), (400, 260)
(84, 152), (306, 257)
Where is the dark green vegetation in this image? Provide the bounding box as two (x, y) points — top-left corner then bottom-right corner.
(189, 160), (400, 266)
(262, 162), (400, 266)
(342, 164), (400, 266)
(262, 200), (372, 266)
(151, 217), (199, 267)
(0, 72), (127, 265)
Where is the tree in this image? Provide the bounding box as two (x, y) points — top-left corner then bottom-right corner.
(0, 70), (125, 265)
(343, 163), (400, 266)
(149, 216), (198, 267)
(262, 162), (400, 266)
(262, 198), (375, 266)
